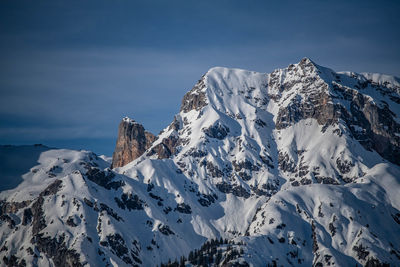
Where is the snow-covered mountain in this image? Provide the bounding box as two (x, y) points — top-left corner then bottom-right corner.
(1, 58), (400, 267)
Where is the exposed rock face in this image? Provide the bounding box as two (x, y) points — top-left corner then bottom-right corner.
(334, 84), (400, 165)
(84, 163), (124, 190)
(203, 122), (230, 140)
(147, 135), (179, 159)
(34, 234), (82, 267)
(272, 58), (400, 166)
(274, 59), (341, 129)
(111, 117), (155, 168)
(180, 76), (207, 113)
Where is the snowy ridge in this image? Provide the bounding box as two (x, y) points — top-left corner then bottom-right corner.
(1, 58), (400, 266)
(360, 72), (400, 93)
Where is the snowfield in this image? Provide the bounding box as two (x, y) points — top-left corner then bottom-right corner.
(1, 58), (400, 266)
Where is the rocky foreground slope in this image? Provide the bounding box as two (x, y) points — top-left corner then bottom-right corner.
(1, 58), (400, 266)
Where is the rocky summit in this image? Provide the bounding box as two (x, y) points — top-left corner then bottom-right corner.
(1, 58), (400, 266)
(111, 117), (156, 168)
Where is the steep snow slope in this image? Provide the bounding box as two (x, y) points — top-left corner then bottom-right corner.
(1, 59), (400, 266)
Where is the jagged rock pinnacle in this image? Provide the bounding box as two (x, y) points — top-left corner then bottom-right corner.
(111, 117), (155, 168)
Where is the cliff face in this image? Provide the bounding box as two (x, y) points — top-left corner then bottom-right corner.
(271, 58), (400, 166)
(180, 76), (207, 113)
(111, 117), (155, 168)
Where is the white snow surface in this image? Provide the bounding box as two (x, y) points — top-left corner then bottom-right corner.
(1, 58), (400, 266)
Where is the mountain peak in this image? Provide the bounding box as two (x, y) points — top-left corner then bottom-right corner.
(299, 57), (314, 64)
(295, 57), (322, 75)
(122, 116), (139, 125)
(1, 59), (400, 266)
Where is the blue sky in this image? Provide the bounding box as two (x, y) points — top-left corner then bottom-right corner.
(1, 0), (399, 155)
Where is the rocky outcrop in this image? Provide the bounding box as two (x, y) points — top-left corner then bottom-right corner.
(111, 117), (155, 168)
(273, 58), (400, 166)
(146, 135), (180, 159)
(274, 59), (341, 130)
(333, 83), (400, 166)
(275, 91), (341, 130)
(180, 76), (207, 113)
(85, 166), (124, 190)
(203, 122), (230, 140)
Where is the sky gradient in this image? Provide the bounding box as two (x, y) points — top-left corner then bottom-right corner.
(1, 0), (400, 155)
